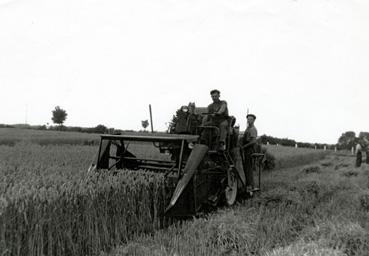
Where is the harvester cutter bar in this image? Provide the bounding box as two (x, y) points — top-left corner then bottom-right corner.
(136, 165), (176, 171)
(122, 157), (176, 165)
(108, 156), (176, 168)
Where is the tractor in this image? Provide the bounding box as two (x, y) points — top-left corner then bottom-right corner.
(89, 103), (263, 217)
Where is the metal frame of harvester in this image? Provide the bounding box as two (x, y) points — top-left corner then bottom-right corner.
(90, 105), (263, 217)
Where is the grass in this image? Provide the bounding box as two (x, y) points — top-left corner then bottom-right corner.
(0, 128), (99, 146)
(0, 129), (332, 256)
(107, 154), (369, 256)
(266, 145), (329, 169)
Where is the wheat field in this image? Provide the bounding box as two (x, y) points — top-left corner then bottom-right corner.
(0, 128), (335, 256)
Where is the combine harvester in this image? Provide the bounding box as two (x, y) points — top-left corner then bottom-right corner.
(90, 104), (264, 217)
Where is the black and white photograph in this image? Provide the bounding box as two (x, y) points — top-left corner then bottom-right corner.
(1, 0), (368, 255)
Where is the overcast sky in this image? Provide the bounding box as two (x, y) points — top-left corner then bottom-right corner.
(1, 0), (368, 144)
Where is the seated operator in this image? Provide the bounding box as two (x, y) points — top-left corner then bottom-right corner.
(202, 89), (229, 150)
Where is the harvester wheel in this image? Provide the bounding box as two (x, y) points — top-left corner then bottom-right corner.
(224, 170), (238, 206)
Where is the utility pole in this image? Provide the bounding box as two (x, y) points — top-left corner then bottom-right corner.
(149, 104), (154, 133)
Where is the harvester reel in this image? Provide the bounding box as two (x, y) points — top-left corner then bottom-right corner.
(224, 168), (238, 206)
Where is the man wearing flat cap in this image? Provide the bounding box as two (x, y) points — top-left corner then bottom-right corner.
(241, 114), (258, 189)
(202, 89), (229, 150)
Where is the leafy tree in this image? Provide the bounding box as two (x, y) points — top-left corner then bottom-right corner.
(141, 120), (149, 131)
(94, 124), (108, 134)
(51, 106), (67, 126)
(359, 132), (369, 139)
(338, 131), (356, 150)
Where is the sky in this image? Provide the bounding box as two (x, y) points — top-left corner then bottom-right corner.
(0, 0), (368, 144)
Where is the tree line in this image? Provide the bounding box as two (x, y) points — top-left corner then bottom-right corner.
(337, 131), (369, 150)
(257, 134), (334, 149)
(1, 105), (363, 150)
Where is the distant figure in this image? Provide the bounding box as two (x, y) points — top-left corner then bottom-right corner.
(240, 114), (258, 189)
(201, 89), (229, 150)
(356, 135), (369, 167)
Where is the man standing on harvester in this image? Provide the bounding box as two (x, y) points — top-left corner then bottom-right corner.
(241, 114), (258, 190)
(202, 89), (229, 151)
